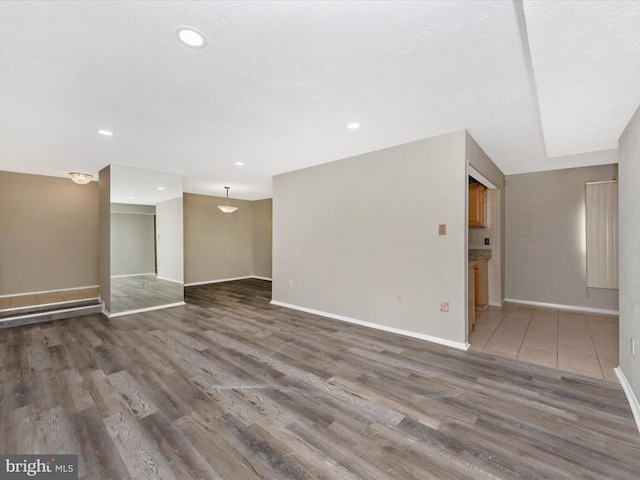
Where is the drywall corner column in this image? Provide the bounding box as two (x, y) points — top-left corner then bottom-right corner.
(98, 165), (111, 312)
(252, 198), (273, 279)
(618, 103), (640, 426)
(273, 130), (468, 345)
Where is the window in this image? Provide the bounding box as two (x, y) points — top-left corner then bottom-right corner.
(585, 181), (618, 290)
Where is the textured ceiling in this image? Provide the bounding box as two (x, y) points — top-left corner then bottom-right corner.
(0, 1), (638, 200)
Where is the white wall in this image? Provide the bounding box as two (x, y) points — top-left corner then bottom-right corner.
(618, 103), (640, 426)
(505, 164), (619, 313)
(156, 196), (184, 283)
(273, 130), (468, 347)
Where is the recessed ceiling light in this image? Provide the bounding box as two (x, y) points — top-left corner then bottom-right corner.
(347, 122), (360, 130)
(128, 196), (135, 200)
(235, 162), (245, 166)
(176, 27), (207, 48)
(157, 187), (165, 190)
(98, 129), (114, 136)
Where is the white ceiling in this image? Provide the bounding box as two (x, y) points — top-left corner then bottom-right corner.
(110, 165), (183, 205)
(1, 1), (638, 200)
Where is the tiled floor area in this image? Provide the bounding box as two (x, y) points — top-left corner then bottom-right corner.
(470, 302), (619, 381)
(0, 287), (99, 310)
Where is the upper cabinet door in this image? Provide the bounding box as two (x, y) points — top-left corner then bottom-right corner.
(468, 183), (486, 228)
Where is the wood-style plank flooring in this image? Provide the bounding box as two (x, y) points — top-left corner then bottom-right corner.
(110, 275), (183, 314)
(1, 279), (639, 479)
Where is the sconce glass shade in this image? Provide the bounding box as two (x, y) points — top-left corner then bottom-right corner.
(218, 186), (238, 213)
(69, 172), (93, 184)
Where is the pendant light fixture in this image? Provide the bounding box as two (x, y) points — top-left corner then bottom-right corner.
(217, 186), (238, 213)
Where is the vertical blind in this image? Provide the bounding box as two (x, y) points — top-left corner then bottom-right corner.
(585, 181), (618, 290)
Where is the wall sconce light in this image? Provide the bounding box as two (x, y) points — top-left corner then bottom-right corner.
(69, 172), (93, 184)
(217, 186), (238, 213)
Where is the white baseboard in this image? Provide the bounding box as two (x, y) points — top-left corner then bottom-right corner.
(185, 276), (253, 286)
(156, 276), (183, 284)
(0, 285), (100, 299)
(614, 367), (640, 435)
(111, 273), (156, 279)
(185, 276), (271, 287)
(504, 298), (619, 316)
(252, 276), (273, 281)
(104, 301), (186, 318)
(270, 300), (469, 351)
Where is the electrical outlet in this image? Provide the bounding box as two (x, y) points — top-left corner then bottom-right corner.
(440, 300), (449, 313)
(288, 279), (293, 287)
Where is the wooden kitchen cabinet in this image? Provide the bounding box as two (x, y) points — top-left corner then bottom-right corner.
(468, 183), (487, 228)
(472, 258), (489, 310)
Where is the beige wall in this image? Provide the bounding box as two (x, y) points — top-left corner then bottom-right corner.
(0, 171), (99, 295)
(618, 103), (640, 422)
(184, 193), (262, 285)
(272, 130), (469, 347)
(252, 198), (273, 279)
(505, 164), (619, 312)
(1, 171), (272, 298)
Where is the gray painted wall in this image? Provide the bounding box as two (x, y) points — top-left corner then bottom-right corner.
(505, 164), (619, 312)
(110, 203), (155, 215)
(618, 104), (640, 417)
(110, 213), (156, 276)
(272, 130), (468, 346)
(0, 171), (99, 295)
